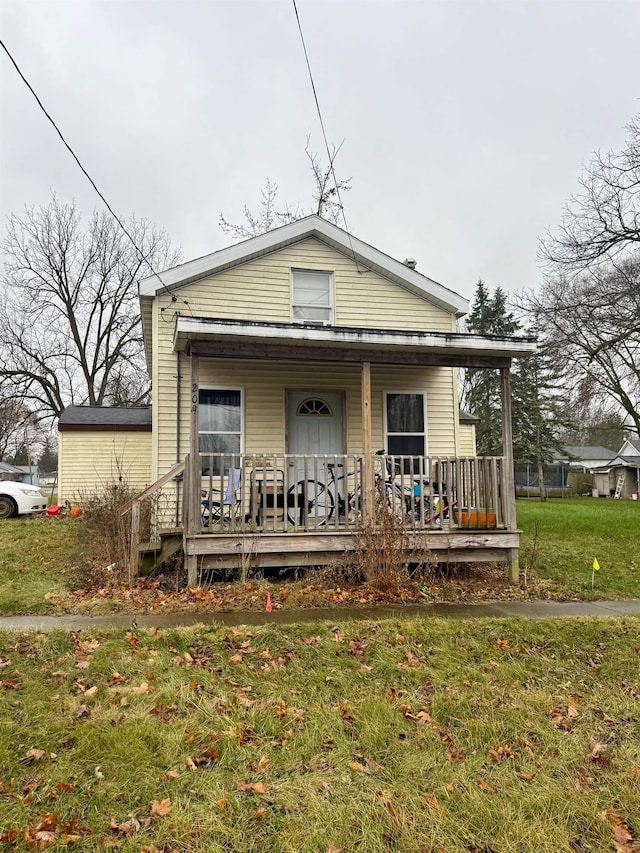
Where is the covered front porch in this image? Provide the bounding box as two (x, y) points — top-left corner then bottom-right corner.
(168, 317), (535, 586)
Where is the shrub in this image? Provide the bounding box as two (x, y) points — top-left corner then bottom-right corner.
(77, 480), (150, 583)
(327, 484), (437, 591)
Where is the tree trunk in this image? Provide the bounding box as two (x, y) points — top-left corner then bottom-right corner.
(537, 457), (547, 502)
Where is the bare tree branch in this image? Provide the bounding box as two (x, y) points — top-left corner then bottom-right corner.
(540, 114), (640, 273)
(0, 195), (179, 424)
(219, 138), (352, 239)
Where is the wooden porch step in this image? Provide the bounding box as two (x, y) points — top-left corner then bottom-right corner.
(138, 533), (183, 575)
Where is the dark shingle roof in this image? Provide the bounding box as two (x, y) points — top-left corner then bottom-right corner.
(564, 446), (616, 460)
(58, 406), (152, 431)
(458, 410), (479, 424)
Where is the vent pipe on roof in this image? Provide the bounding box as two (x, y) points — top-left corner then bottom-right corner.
(403, 258), (417, 269)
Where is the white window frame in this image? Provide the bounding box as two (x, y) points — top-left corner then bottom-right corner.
(290, 268), (334, 325)
(383, 390), (428, 458)
(198, 385), (245, 458)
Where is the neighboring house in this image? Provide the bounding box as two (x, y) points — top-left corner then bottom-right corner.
(591, 438), (640, 499)
(0, 461), (24, 482)
(564, 446), (618, 472)
(59, 215), (536, 581)
(458, 410), (478, 457)
(0, 461), (39, 485)
(58, 406), (152, 500)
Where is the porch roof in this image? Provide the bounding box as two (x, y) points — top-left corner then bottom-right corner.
(174, 316), (536, 368)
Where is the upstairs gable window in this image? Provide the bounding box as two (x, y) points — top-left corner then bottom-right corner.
(292, 269), (333, 324)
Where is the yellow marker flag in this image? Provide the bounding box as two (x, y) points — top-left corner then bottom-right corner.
(593, 558), (600, 571)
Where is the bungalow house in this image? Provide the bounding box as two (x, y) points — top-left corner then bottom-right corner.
(58, 216), (536, 583)
(0, 461), (39, 485)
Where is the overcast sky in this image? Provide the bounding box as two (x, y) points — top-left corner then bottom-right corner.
(1, 0), (639, 304)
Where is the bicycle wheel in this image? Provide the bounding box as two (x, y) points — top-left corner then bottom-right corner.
(287, 480), (335, 526)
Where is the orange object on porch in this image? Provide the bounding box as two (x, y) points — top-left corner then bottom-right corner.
(455, 509), (497, 527)
(265, 592), (273, 613)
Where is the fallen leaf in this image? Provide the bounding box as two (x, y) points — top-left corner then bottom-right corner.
(256, 754), (269, 773)
(163, 770), (178, 780)
(516, 772), (536, 782)
(573, 775), (595, 792)
(477, 779), (495, 793)
(110, 816), (140, 835)
(250, 807), (268, 819)
(567, 696), (580, 719)
(150, 797), (172, 816)
(235, 781), (266, 794)
(33, 830), (57, 847)
(22, 748), (45, 764)
(588, 740), (611, 766)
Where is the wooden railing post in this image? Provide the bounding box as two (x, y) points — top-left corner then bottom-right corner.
(129, 500), (140, 585)
(501, 366), (519, 582)
(184, 348), (201, 588)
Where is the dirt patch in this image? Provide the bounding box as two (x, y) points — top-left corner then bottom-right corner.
(60, 563), (565, 616)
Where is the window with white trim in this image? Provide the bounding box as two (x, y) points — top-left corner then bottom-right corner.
(385, 392), (426, 457)
(199, 389), (242, 474)
(292, 269), (333, 323)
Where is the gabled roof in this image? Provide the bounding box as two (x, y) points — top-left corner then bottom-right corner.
(58, 406), (152, 432)
(0, 461), (23, 474)
(564, 445), (617, 461)
(138, 215), (469, 318)
(619, 438), (640, 456)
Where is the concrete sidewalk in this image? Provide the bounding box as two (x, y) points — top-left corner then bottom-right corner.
(0, 598), (639, 632)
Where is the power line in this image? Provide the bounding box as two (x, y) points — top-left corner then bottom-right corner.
(291, 0), (362, 274)
(0, 37), (188, 308)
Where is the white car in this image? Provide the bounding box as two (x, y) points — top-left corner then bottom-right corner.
(0, 481), (48, 519)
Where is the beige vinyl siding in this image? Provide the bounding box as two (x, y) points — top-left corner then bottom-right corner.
(458, 423), (477, 456)
(58, 431), (152, 503)
(151, 236), (461, 505)
(157, 358), (459, 483)
(153, 238), (456, 333)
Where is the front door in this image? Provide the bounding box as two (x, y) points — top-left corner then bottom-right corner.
(286, 390), (345, 524)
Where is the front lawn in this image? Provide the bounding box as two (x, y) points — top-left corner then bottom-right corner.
(517, 498), (640, 599)
(0, 617), (639, 851)
(0, 497), (639, 618)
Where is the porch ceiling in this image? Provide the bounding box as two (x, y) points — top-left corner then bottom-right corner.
(174, 317), (537, 368)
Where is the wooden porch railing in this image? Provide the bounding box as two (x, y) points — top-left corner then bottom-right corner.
(182, 452), (514, 535)
(122, 460), (185, 583)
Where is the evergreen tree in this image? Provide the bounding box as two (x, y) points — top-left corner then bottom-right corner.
(38, 437), (58, 473)
(462, 280), (563, 501)
(462, 280), (518, 456)
(511, 334), (564, 501)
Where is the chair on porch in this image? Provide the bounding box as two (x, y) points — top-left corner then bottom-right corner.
(201, 468), (242, 528)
